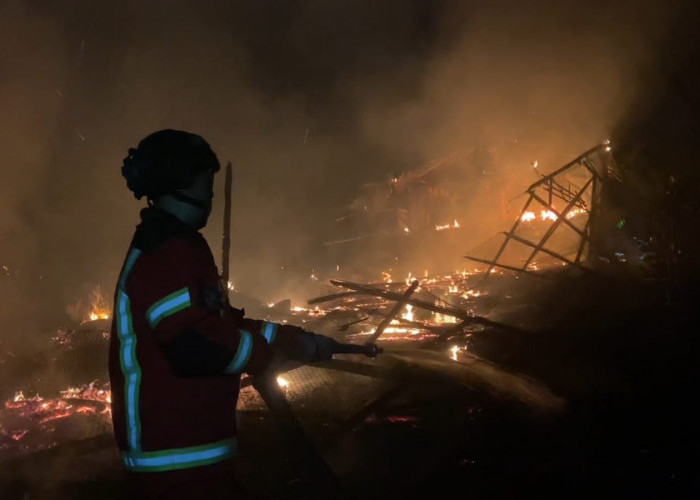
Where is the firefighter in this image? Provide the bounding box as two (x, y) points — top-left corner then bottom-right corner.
(110, 129), (340, 499)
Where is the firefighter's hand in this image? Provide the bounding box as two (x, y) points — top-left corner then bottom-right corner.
(311, 334), (336, 362)
(243, 334), (282, 377)
(271, 329), (337, 363)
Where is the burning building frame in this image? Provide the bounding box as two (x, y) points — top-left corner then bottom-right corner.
(467, 142), (622, 275)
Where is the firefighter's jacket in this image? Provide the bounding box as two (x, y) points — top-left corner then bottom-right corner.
(109, 208), (301, 473)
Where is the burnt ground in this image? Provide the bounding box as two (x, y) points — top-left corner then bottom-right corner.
(1, 270), (699, 499)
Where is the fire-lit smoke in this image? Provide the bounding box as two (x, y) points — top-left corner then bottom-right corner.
(0, 0), (684, 346)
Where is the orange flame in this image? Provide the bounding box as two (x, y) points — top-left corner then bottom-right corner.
(86, 286), (111, 322)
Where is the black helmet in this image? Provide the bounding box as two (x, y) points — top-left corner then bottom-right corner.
(122, 129), (220, 200)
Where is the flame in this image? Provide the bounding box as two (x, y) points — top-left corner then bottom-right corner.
(435, 219), (461, 231)
(434, 312), (458, 324)
(401, 304), (414, 322)
(450, 345), (459, 361)
(276, 376), (289, 388)
(541, 210), (557, 221)
(521, 208), (586, 223)
(85, 286), (111, 322)
(566, 207), (587, 219)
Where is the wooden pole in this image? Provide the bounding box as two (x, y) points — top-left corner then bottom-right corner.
(221, 162), (232, 293)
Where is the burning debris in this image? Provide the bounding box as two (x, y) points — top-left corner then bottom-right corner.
(0, 382), (111, 459)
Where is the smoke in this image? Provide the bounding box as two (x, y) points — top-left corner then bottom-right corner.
(0, 0), (683, 344)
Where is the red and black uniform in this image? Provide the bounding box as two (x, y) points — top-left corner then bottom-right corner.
(108, 208), (317, 494)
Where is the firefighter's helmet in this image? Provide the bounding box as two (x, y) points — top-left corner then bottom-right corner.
(122, 129), (220, 200)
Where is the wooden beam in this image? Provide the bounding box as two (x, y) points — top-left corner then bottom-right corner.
(502, 232), (589, 271)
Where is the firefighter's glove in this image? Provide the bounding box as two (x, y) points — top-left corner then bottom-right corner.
(309, 333), (336, 362)
(243, 335), (280, 377)
(272, 329), (337, 363)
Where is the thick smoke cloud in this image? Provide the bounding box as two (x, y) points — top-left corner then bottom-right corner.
(0, 0), (684, 346)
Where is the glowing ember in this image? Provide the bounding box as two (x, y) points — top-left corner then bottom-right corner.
(1, 382), (112, 455)
(10, 430), (28, 441)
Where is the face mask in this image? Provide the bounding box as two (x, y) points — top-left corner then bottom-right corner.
(163, 171), (215, 229)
